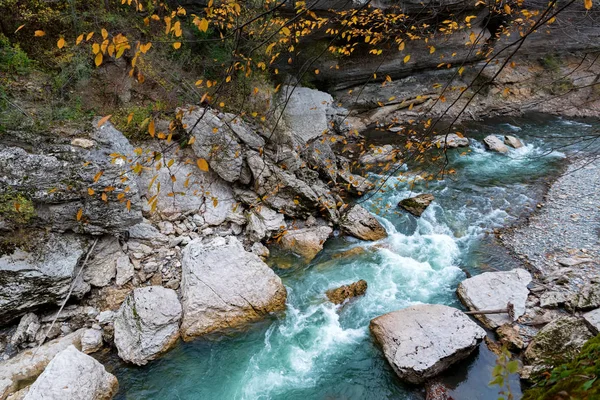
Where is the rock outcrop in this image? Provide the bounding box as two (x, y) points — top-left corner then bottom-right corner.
(483, 135), (509, 153)
(584, 309), (600, 334)
(370, 304), (485, 384)
(24, 345), (118, 400)
(339, 204), (387, 241)
(114, 286), (182, 365)
(398, 194), (434, 217)
(180, 237), (287, 340)
(326, 280), (367, 304)
(457, 269), (531, 329)
(279, 226), (333, 262)
(245, 206), (286, 242)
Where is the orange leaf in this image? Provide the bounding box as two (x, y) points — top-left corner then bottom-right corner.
(97, 114), (112, 127)
(14, 24), (25, 34)
(88, 188), (95, 195)
(196, 158), (209, 171)
(126, 200), (131, 211)
(584, 0), (592, 9)
(127, 113), (134, 125)
(93, 171), (104, 183)
(95, 52), (103, 67)
(76, 34), (84, 45)
(148, 120), (155, 137)
(101, 28), (108, 40)
(173, 42), (181, 49)
(57, 37), (65, 49)
(101, 193), (108, 202)
(199, 18), (209, 32)
(86, 32), (94, 41)
(76, 208), (83, 221)
(34, 30), (45, 37)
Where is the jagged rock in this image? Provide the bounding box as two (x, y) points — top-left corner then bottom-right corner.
(398, 193), (434, 217)
(83, 236), (123, 288)
(245, 206), (286, 242)
(583, 308), (600, 334)
(496, 324), (525, 351)
(114, 286), (182, 365)
(359, 145), (398, 165)
(276, 86), (333, 146)
(127, 222), (168, 244)
(279, 226), (333, 262)
(570, 283), (600, 310)
(337, 169), (374, 194)
(0, 233), (89, 324)
(370, 304), (485, 384)
(80, 329), (103, 354)
(115, 255), (134, 286)
(457, 269), (531, 329)
(540, 291), (569, 308)
(10, 313), (40, 347)
(524, 316), (594, 366)
(425, 381), (452, 400)
(182, 107), (243, 182)
(483, 135), (509, 153)
(326, 280), (367, 304)
(339, 204), (387, 241)
(432, 133), (469, 148)
(305, 139), (338, 183)
(250, 242), (270, 260)
(0, 329), (84, 399)
(23, 345), (118, 400)
(332, 247), (367, 259)
(504, 135), (524, 149)
(180, 236), (287, 340)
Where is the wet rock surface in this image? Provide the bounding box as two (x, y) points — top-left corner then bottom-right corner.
(339, 204), (387, 241)
(326, 280), (367, 304)
(398, 194), (434, 217)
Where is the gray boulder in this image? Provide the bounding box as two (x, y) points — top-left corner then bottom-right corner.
(245, 206), (286, 242)
(370, 304), (485, 384)
(0, 233), (89, 323)
(399, 193), (434, 217)
(80, 329), (103, 354)
(279, 226), (333, 262)
(433, 134), (469, 148)
(359, 145), (398, 166)
(583, 308), (600, 334)
(24, 345), (118, 400)
(305, 139), (338, 183)
(180, 236), (287, 340)
(83, 236), (123, 288)
(504, 135), (524, 149)
(571, 283), (600, 310)
(114, 286), (182, 365)
(10, 313), (40, 347)
(457, 269), (531, 329)
(483, 135), (509, 153)
(339, 204), (387, 241)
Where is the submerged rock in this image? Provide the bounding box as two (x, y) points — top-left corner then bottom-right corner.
(114, 286), (182, 365)
(432, 133), (469, 148)
(524, 316), (593, 366)
(24, 345), (118, 400)
(398, 194), (434, 217)
(326, 280), (367, 304)
(279, 226), (333, 262)
(180, 237), (287, 340)
(504, 135), (524, 149)
(457, 269), (531, 329)
(370, 304), (485, 384)
(483, 135), (509, 153)
(339, 204), (387, 241)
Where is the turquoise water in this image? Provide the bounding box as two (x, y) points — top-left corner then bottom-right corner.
(111, 116), (599, 400)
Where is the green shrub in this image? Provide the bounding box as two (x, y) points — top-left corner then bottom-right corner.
(0, 34), (33, 75)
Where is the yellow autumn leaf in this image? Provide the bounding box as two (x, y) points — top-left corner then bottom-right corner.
(97, 115), (112, 127)
(430, 46), (435, 54)
(76, 34), (84, 45)
(281, 26), (290, 36)
(88, 188), (95, 196)
(93, 171), (104, 183)
(199, 18), (209, 32)
(584, 0), (592, 9)
(504, 4), (511, 13)
(86, 32), (94, 41)
(403, 55), (411, 63)
(15, 24), (25, 34)
(314, 69), (320, 74)
(76, 208), (83, 221)
(102, 28), (108, 40)
(57, 37), (65, 49)
(95, 52), (103, 67)
(148, 120), (155, 137)
(197, 158), (209, 172)
(458, 66), (465, 75)
(34, 30), (45, 37)
(173, 42), (181, 49)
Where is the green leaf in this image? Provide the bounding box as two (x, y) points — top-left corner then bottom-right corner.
(506, 360), (519, 374)
(492, 365), (503, 376)
(582, 377), (597, 391)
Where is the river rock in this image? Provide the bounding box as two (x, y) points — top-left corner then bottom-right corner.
(80, 329), (103, 354)
(250, 242), (270, 259)
(180, 236), (287, 340)
(337, 168), (374, 194)
(326, 280), (367, 304)
(114, 286), (182, 365)
(279, 226), (333, 261)
(398, 193), (434, 217)
(276, 86), (333, 146)
(583, 308), (600, 334)
(457, 269), (531, 329)
(0, 330), (84, 399)
(539, 290), (569, 308)
(0, 233), (89, 324)
(339, 204), (387, 241)
(359, 145), (398, 166)
(115, 255), (134, 286)
(23, 345), (118, 400)
(370, 304), (485, 384)
(504, 135), (523, 149)
(483, 135), (509, 153)
(245, 206), (286, 242)
(524, 316), (594, 366)
(433, 133), (469, 148)
(496, 324), (525, 350)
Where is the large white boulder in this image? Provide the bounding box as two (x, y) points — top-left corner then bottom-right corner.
(114, 286), (182, 365)
(180, 236), (287, 340)
(370, 304), (485, 384)
(24, 345), (118, 400)
(339, 204), (387, 241)
(483, 135), (509, 153)
(457, 269), (531, 329)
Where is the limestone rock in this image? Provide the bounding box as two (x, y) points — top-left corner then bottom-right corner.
(115, 255), (134, 286)
(84, 236), (122, 288)
(571, 283), (600, 310)
(398, 193), (434, 217)
(10, 313), (40, 347)
(80, 329), (103, 354)
(370, 304), (485, 384)
(24, 345), (118, 400)
(250, 242), (270, 260)
(245, 206), (286, 242)
(359, 145), (398, 166)
(305, 139), (338, 183)
(457, 269), (531, 329)
(127, 222), (168, 244)
(279, 226), (333, 262)
(432, 134), (469, 148)
(337, 169), (374, 195)
(339, 204), (387, 241)
(326, 280), (367, 304)
(504, 135), (523, 149)
(114, 286), (182, 365)
(0, 233), (89, 323)
(583, 308), (600, 334)
(483, 135), (509, 153)
(496, 324), (525, 351)
(276, 86), (333, 145)
(524, 316), (593, 366)
(539, 291), (569, 308)
(180, 237), (287, 340)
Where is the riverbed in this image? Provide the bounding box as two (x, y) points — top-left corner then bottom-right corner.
(110, 115), (599, 400)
